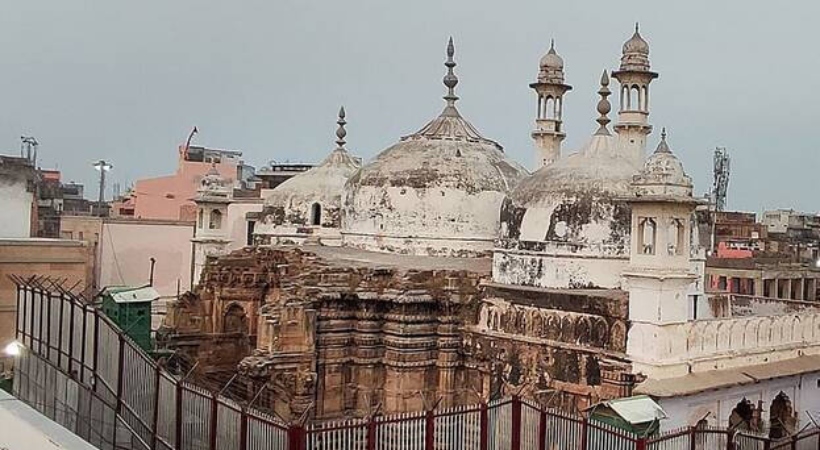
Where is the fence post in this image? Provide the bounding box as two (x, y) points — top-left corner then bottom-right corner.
(239, 408), (248, 450)
(288, 424), (306, 450)
(689, 426), (697, 450)
(151, 366), (161, 450)
(636, 437), (647, 450)
(580, 418), (589, 450)
(538, 408), (547, 450)
(92, 311), (100, 386)
(175, 383), (183, 450)
(209, 393), (219, 450)
(792, 434), (798, 450)
(29, 287), (36, 349)
(80, 305), (87, 383)
(366, 417), (377, 450)
(15, 284), (21, 341)
(425, 409), (435, 450)
(113, 335), (125, 448)
(67, 299), (75, 377)
(57, 294), (64, 369)
(39, 289), (46, 355)
(480, 402), (488, 450)
(511, 395), (522, 450)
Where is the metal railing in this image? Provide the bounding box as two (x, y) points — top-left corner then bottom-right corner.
(10, 276), (820, 450)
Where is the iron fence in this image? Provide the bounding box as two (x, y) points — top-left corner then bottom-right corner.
(10, 276), (820, 450)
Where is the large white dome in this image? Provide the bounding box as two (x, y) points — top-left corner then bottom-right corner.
(342, 39), (528, 257)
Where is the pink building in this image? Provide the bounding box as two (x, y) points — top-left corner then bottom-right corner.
(133, 145), (244, 220)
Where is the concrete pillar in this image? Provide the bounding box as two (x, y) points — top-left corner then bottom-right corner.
(797, 278), (805, 301)
(784, 279), (792, 300)
(810, 279), (818, 302)
(753, 276), (764, 297)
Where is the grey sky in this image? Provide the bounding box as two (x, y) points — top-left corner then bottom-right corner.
(0, 1), (817, 213)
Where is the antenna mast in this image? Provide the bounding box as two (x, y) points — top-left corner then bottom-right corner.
(712, 147), (731, 212)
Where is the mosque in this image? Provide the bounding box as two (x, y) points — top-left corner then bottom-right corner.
(162, 27), (820, 433)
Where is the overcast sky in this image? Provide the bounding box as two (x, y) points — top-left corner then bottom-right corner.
(0, 1), (817, 213)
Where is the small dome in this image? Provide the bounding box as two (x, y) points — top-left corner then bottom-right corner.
(540, 46), (563, 70)
(632, 131), (693, 198)
(263, 147), (360, 227)
(623, 28), (649, 55)
(197, 164), (231, 201)
(261, 107), (361, 229)
(537, 41), (566, 84)
(619, 24), (652, 72)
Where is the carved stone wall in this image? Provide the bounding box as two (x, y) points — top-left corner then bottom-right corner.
(161, 246), (636, 422)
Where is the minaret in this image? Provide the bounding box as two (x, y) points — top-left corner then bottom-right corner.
(191, 164), (232, 285)
(530, 40), (572, 168)
(612, 23), (658, 164)
(623, 129), (698, 324)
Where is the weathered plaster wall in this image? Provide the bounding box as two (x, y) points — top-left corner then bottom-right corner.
(629, 312), (820, 378)
(99, 219), (194, 297)
(463, 284), (633, 408)
(342, 185), (505, 257)
(0, 178), (34, 239)
(656, 373), (820, 432)
(494, 193), (632, 289)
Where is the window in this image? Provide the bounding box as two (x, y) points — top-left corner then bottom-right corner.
(209, 209), (222, 229)
(310, 203), (321, 226)
(638, 217), (657, 255)
(668, 218), (686, 255)
(198, 209), (204, 229)
(246, 220), (256, 246)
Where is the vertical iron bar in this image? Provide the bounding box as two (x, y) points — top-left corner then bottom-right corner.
(425, 410), (435, 450)
(80, 304), (88, 383)
(367, 417), (376, 450)
(479, 402), (488, 450)
(58, 293), (65, 368)
(15, 284), (21, 341)
(510, 396), (522, 450)
(92, 311), (100, 388)
(29, 287), (35, 348)
(67, 299), (75, 377)
(538, 408), (547, 450)
(239, 408), (248, 450)
(39, 289), (46, 355)
(151, 366), (161, 450)
(175, 383), (183, 450)
(689, 426), (696, 450)
(580, 418), (589, 450)
(113, 335), (125, 448)
(209, 393), (219, 450)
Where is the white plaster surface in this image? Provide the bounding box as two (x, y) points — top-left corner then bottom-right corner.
(0, 179), (33, 238)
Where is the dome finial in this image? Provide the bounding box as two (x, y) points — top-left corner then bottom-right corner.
(549, 38), (555, 52)
(635, 22), (640, 34)
(442, 36), (460, 113)
(335, 106), (347, 150)
(655, 127), (672, 154)
(595, 70), (612, 135)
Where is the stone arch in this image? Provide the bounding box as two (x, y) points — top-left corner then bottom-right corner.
(592, 318), (609, 348)
(544, 314), (560, 341)
(728, 399), (757, 432)
(311, 202), (322, 226)
(609, 321), (627, 352)
(768, 392), (796, 439)
(223, 303), (248, 334)
(576, 316), (592, 345)
(560, 315), (575, 342)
